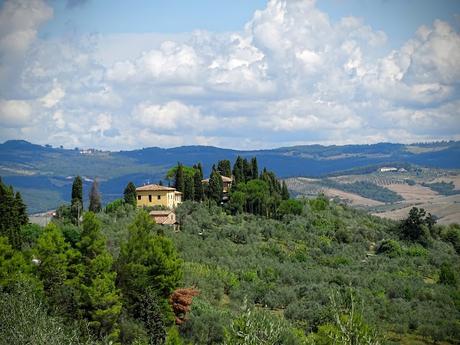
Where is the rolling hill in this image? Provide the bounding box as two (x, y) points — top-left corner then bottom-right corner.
(1, 139), (459, 213)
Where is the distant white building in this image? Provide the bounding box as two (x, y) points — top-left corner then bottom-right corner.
(379, 167), (398, 172)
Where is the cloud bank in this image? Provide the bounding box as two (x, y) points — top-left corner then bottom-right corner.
(0, 0), (459, 149)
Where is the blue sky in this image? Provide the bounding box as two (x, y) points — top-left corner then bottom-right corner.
(0, 0), (459, 150)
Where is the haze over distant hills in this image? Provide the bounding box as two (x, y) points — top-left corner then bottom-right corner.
(1, 139), (459, 213)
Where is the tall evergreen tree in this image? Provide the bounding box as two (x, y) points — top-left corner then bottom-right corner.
(251, 157), (259, 180)
(117, 212), (182, 341)
(232, 156), (244, 185)
(243, 158), (252, 181)
(208, 168), (223, 203)
(184, 174), (195, 201)
(123, 182), (137, 206)
(76, 212), (121, 342)
(174, 163), (185, 194)
(197, 162), (204, 179)
(14, 191), (28, 226)
(71, 176), (83, 225)
(89, 179), (102, 213)
(0, 179), (22, 249)
(71, 176), (83, 205)
(217, 160), (232, 177)
(281, 181), (290, 200)
(193, 170), (204, 202)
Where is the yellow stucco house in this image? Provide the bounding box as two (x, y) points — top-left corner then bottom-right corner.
(136, 184), (182, 209)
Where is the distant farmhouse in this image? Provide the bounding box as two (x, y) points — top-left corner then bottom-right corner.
(379, 167), (407, 173)
(135, 184), (182, 209)
(149, 210), (178, 230)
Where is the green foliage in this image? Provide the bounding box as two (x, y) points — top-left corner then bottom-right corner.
(218, 160), (232, 178)
(88, 180), (102, 213)
(106, 198), (125, 213)
(281, 180), (290, 200)
(399, 207), (433, 246)
(320, 180), (403, 203)
(184, 173), (195, 201)
(0, 178), (28, 249)
(439, 262), (458, 286)
(232, 156), (245, 185)
(71, 176), (83, 204)
(75, 212), (122, 342)
(193, 168), (204, 202)
(224, 302), (305, 345)
(0, 236), (39, 290)
(441, 224), (460, 254)
(208, 168), (223, 203)
(0, 283), (86, 345)
(20, 223), (42, 249)
(308, 292), (382, 345)
(124, 182), (137, 207)
(165, 327), (184, 345)
(117, 211), (182, 341)
(376, 239), (402, 257)
(277, 199), (303, 218)
(422, 181), (459, 196)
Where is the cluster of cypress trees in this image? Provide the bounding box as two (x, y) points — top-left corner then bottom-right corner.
(0, 177), (28, 249)
(169, 157), (290, 216)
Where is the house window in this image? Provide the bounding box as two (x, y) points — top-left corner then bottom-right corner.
(137, 195), (141, 200)
(157, 195), (161, 200)
(149, 195), (152, 202)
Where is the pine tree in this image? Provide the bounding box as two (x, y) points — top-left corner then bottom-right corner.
(174, 163), (185, 194)
(208, 168), (223, 203)
(193, 170), (204, 202)
(117, 212), (182, 340)
(123, 182), (137, 206)
(76, 212), (122, 342)
(89, 180), (102, 213)
(251, 157), (259, 180)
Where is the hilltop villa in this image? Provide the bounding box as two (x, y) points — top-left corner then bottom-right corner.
(136, 184), (182, 209)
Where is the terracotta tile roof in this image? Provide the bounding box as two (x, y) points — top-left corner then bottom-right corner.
(136, 184), (176, 192)
(150, 210), (173, 216)
(202, 175), (233, 183)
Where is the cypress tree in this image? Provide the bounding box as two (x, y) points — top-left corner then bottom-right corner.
(0, 179), (22, 249)
(232, 156), (244, 185)
(123, 182), (137, 206)
(89, 180), (102, 213)
(217, 160), (232, 177)
(251, 157), (259, 180)
(184, 174), (195, 201)
(193, 170), (204, 202)
(197, 162), (204, 179)
(174, 163), (185, 194)
(281, 181), (290, 200)
(243, 158), (252, 181)
(71, 176), (83, 206)
(15, 191), (28, 226)
(208, 168), (223, 203)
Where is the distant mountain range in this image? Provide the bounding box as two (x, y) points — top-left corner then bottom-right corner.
(1, 139), (459, 213)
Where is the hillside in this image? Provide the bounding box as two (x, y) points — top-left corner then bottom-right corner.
(1, 140), (460, 213)
(2, 195), (459, 344)
(286, 167), (460, 225)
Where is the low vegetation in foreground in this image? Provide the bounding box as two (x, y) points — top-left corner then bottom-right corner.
(0, 176), (460, 344)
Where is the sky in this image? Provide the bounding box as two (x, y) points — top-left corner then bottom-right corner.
(0, 0), (459, 150)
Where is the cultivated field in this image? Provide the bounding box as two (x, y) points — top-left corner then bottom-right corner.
(286, 168), (460, 225)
